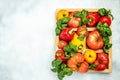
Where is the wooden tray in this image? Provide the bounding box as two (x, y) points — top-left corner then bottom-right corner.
(55, 8), (112, 73)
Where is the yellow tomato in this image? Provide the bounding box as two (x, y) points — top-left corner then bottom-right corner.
(84, 50), (96, 64)
(56, 10), (69, 20)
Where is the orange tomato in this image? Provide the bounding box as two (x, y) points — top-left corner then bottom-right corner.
(67, 53), (84, 71)
(78, 61), (89, 73)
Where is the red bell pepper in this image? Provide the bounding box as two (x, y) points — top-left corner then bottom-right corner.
(86, 12), (100, 27)
(60, 28), (74, 41)
(55, 49), (65, 62)
(99, 16), (111, 26)
(94, 52), (109, 70)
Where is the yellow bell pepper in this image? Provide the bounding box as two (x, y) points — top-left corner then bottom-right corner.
(70, 33), (86, 52)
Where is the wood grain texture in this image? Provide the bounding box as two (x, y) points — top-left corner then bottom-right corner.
(55, 8), (112, 73)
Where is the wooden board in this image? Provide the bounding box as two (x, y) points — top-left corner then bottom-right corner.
(55, 8), (112, 73)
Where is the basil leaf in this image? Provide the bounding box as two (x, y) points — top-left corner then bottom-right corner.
(63, 68), (73, 76)
(74, 12), (81, 17)
(52, 60), (62, 67)
(77, 35), (85, 41)
(103, 46), (109, 54)
(61, 63), (67, 69)
(98, 8), (109, 16)
(51, 68), (57, 72)
(73, 10), (88, 25)
(55, 27), (61, 35)
(61, 17), (70, 23)
(58, 71), (65, 80)
(56, 20), (62, 26)
(89, 64), (98, 70)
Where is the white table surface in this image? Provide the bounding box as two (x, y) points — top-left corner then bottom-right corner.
(0, 0), (120, 80)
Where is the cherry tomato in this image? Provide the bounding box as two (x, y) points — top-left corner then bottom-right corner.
(58, 40), (68, 49)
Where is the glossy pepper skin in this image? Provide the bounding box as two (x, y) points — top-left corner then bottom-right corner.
(94, 52), (109, 70)
(60, 28), (74, 41)
(55, 49), (65, 62)
(70, 33), (86, 52)
(99, 16), (111, 26)
(86, 12), (100, 27)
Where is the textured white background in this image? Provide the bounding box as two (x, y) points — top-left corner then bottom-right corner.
(0, 0), (120, 80)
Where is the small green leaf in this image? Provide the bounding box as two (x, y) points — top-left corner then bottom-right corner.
(64, 68), (73, 76)
(89, 64), (98, 70)
(65, 55), (71, 59)
(70, 52), (75, 57)
(106, 28), (112, 36)
(51, 68), (57, 72)
(55, 27), (61, 35)
(74, 12), (81, 17)
(58, 71), (65, 80)
(103, 36), (109, 44)
(69, 43), (77, 52)
(52, 60), (62, 67)
(105, 43), (112, 49)
(61, 63), (67, 69)
(61, 17), (70, 23)
(61, 24), (67, 28)
(103, 46), (109, 54)
(63, 45), (70, 52)
(77, 35), (85, 41)
(56, 20), (62, 26)
(98, 8), (108, 16)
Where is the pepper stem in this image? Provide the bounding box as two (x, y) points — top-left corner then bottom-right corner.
(103, 22), (108, 26)
(57, 52), (62, 57)
(88, 18), (93, 23)
(68, 29), (73, 35)
(78, 44), (83, 50)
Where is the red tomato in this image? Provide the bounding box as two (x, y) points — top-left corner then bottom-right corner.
(99, 16), (111, 26)
(55, 49), (65, 62)
(94, 52), (109, 70)
(58, 40), (68, 49)
(67, 18), (80, 28)
(86, 30), (104, 50)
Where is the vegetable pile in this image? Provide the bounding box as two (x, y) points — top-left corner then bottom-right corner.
(51, 8), (113, 80)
